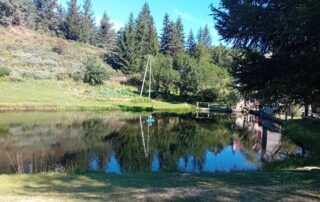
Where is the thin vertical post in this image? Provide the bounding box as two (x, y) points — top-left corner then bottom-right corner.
(140, 56), (150, 97)
(148, 57), (152, 99)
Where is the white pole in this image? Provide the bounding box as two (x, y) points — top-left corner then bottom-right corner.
(148, 57), (152, 99)
(140, 56), (150, 97)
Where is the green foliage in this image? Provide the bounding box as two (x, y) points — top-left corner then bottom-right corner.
(211, 0), (320, 105)
(152, 54), (179, 95)
(135, 3), (159, 57)
(96, 11), (116, 52)
(174, 53), (199, 96)
(114, 13), (138, 74)
(83, 57), (109, 86)
(0, 67), (11, 77)
(64, 0), (82, 41)
(285, 120), (320, 155)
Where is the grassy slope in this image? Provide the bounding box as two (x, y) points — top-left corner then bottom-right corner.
(0, 78), (193, 112)
(0, 171), (319, 201)
(0, 26), (193, 112)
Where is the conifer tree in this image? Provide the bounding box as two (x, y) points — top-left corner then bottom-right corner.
(135, 3), (159, 56)
(174, 16), (185, 53)
(202, 24), (212, 48)
(97, 11), (116, 54)
(65, 0), (82, 41)
(34, 0), (59, 33)
(186, 29), (196, 55)
(197, 26), (203, 45)
(160, 13), (174, 55)
(81, 0), (96, 44)
(114, 13), (138, 74)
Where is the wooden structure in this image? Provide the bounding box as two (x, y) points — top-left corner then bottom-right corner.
(196, 102), (232, 113)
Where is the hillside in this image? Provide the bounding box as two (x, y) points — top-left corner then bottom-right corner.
(0, 26), (193, 112)
(0, 26), (107, 80)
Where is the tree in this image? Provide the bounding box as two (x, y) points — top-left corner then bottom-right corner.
(135, 3), (159, 57)
(115, 13), (138, 74)
(160, 13), (172, 55)
(81, 0), (96, 44)
(173, 53), (199, 96)
(34, 0), (60, 33)
(211, 0), (320, 107)
(97, 11), (116, 53)
(202, 25), (212, 48)
(186, 29), (196, 56)
(0, 0), (37, 28)
(152, 54), (178, 95)
(174, 16), (185, 53)
(197, 26), (203, 45)
(64, 0), (82, 41)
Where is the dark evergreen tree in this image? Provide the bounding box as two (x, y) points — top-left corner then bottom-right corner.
(160, 14), (175, 56)
(135, 3), (159, 57)
(186, 29), (196, 55)
(114, 13), (138, 74)
(211, 0), (320, 106)
(33, 0), (59, 33)
(65, 0), (82, 41)
(97, 11), (116, 53)
(81, 0), (96, 44)
(174, 16), (185, 53)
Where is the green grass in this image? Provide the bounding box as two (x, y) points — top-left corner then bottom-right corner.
(0, 78), (194, 112)
(285, 119), (320, 155)
(0, 171), (319, 201)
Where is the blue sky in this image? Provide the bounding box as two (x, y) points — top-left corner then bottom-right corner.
(57, 0), (222, 45)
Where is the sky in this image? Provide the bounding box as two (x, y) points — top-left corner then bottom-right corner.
(57, 0), (223, 45)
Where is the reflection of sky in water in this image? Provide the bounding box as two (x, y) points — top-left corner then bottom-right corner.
(178, 146), (256, 173)
(105, 153), (121, 174)
(89, 153), (99, 171)
(151, 152), (160, 171)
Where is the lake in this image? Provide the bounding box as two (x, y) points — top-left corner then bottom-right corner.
(0, 112), (304, 174)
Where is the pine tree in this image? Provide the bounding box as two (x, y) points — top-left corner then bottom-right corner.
(65, 0), (82, 41)
(81, 0), (96, 44)
(160, 13), (174, 55)
(174, 16), (185, 53)
(34, 0), (59, 33)
(135, 3), (159, 57)
(202, 24), (212, 48)
(97, 11), (116, 53)
(186, 29), (196, 55)
(197, 26), (203, 45)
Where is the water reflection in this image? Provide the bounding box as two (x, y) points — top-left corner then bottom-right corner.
(0, 112), (302, 174)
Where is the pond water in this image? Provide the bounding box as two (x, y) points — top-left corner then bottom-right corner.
(0, 112), (304, 174)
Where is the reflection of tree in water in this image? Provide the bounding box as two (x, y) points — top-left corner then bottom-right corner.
(106, 115), (233, 172)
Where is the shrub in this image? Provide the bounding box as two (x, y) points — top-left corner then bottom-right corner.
(52, 40), (68, 55)
(83, 57), (109, 86)
(0, 67), (11, 77)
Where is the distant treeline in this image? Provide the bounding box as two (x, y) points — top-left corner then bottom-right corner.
(0, 0), (237, 102)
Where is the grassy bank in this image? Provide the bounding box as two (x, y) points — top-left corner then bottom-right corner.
(0, 79), (194, 112)
(285, 119), (320, 155)
(265, 119), (320, 170)
(0, 171), (319, 201)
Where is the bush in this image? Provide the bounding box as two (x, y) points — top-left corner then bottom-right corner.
(83, 57), (109, 86)
(52, 40), (68, 55)
(0, 67), (11, 77)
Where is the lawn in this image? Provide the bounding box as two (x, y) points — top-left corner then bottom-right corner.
(0, 79), (194, 112)
(0, 171), (319, 201)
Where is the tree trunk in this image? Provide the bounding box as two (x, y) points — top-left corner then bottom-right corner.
(304, 104), (309, 117)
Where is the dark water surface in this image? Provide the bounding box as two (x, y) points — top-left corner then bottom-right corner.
(0, 112), (303, 174)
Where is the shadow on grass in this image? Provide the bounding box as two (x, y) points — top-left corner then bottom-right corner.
(17, 170), (320, 201)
